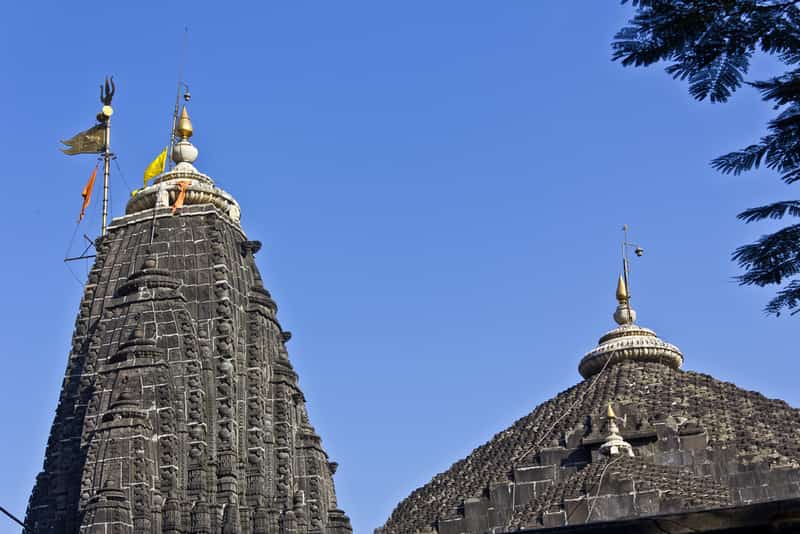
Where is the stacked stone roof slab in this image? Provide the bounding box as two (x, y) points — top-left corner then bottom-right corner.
(380, 345), (800, 532)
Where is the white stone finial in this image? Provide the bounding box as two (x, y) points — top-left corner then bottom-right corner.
(172, 106), (198, 166)
(172, 139), (198, 165)
(600, 403), (634, 457)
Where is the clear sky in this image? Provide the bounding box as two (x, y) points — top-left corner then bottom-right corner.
(0, 2), (797, 533)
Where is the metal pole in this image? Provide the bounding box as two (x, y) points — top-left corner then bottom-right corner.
(167, 87), (180, 171)
(101, 118), (111, 236)
(622, 225), (633, 321)
(0, 505), (27, 531)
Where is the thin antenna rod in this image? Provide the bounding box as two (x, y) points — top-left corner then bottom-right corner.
(621, 224), (633, 322)
(168, 27), (189, 170)
(620, 224), (645, 321)
(622, 224), (631, 296)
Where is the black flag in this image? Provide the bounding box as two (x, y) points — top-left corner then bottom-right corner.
(60, 124), (105, 155)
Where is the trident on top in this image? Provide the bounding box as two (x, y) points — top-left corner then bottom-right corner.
(98, 77), (115, 236)
(100, 77), (115, 107)
(60, 76), (115, 237)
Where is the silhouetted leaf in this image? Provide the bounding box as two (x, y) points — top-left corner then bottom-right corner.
(616, 0), (800, 315)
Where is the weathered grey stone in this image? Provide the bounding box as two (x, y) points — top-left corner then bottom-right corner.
(514, 465), (555, 483)
(26, 193), (350, 533)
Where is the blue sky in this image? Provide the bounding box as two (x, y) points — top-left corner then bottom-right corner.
(0, 2), (797, 533)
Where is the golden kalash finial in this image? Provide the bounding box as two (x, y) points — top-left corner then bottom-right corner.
(176, 106), (193, 138)
(613, 225), (643, 325)
(171, 101), (198, 166)
(607, 402), (617, 420)
(615, 274), (629, 304)
(613, 273), (637, 325)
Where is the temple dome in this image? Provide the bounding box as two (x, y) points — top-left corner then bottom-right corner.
(124, 105), (241, 223)
(579, 274), (683, 378)
(579, 323), (683, 379)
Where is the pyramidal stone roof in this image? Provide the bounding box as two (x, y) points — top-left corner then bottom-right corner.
(25, 109), (352, 534)
(379, 280), (800, 533)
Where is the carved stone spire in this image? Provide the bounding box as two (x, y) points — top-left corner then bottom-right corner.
(26, 94), (351, 533)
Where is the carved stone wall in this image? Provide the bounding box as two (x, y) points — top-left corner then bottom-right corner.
(26, 204), (351, 534)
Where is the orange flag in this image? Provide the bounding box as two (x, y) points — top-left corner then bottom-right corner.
(172, 181), (191, 214)
(78, 164), (99, 222)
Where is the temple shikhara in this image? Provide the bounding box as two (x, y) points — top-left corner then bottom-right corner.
(379, 274), (800, 533)
(25, 102), (352, 533)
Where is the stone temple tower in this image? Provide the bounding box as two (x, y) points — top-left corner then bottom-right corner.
(25, 106), (352, 534)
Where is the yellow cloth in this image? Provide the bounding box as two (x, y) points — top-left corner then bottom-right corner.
(143, 148), (167, 186)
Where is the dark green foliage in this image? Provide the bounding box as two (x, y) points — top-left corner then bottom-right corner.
(615, 0), (800, 315)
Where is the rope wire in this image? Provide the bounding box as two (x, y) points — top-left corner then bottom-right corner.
(113, 156), (134, 195)
(512, 351), (615, 465)
(585, 455), (624, 523)
(506, 352), (617, 528)
(0, 504), (28, 532)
